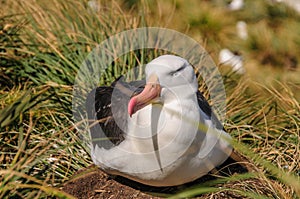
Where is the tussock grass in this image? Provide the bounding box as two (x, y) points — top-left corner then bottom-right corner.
(0, 0), (299, 198)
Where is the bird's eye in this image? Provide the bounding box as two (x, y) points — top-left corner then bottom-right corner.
(172, 72), (180, 77)
(169, 65), (185, 77)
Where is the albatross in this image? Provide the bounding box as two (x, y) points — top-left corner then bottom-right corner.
(86, 55), (233, 187)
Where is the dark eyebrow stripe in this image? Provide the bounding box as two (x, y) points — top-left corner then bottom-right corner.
(176, 65), (186, 72)
(170, 65), (186, 75)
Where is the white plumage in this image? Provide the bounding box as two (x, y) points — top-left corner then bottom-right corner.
(236, 21), (248, 40)
(228, 0), (244, 11)
(219, 49), (245, 75)
(89, 55), (233, 186)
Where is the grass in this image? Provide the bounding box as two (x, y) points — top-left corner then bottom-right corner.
(0, 0), (300, 198)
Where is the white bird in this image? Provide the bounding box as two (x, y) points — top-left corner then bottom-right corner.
(228, 0), (244, 11)
(86, 55), (233, 187)
(87, 0), (100, 12)
(281, 0), (300, 14)
(219, 49), (245, 74)
(236, 21), (248, 40)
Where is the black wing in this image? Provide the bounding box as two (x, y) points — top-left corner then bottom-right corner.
(197, 91), (224, 131)
(86, 77), (145, 149)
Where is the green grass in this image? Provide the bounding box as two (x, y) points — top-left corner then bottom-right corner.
(0, 0), (300, 198)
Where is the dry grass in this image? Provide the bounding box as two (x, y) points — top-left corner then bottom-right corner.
(0, 0), (299, 198)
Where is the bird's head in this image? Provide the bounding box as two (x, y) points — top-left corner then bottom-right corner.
(128, 55), (198, 117)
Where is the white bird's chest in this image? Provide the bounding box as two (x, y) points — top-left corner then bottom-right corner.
(127, 100), (201, 153)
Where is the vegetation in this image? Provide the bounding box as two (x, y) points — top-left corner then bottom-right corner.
(0, 0), (299, 198)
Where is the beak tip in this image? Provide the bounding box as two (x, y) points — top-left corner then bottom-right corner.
(128, 97), (136, 117)
(128, 109), (133, 117)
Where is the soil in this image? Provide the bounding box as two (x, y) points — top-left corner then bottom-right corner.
(61, 155), (255, 199)
(61, 166), (161, 199)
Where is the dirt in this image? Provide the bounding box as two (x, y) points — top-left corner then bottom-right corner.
(61, 166), (161, 199)
(61, 155), (257, 199)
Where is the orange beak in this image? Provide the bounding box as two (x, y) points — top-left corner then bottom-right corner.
(128, 74), (161, 117)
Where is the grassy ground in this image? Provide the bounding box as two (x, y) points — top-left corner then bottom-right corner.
(0, 0), (299, 198)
